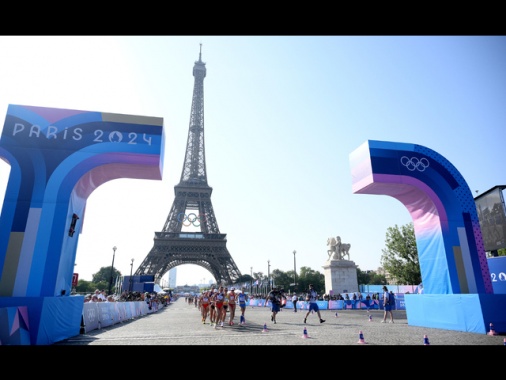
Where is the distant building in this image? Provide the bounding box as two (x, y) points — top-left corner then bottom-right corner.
(377, 267), (396, 285)
(174, 285), (200, 295)
(168, 268), (177, 289)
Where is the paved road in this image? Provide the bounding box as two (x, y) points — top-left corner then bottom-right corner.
(54, 298), (505, 347)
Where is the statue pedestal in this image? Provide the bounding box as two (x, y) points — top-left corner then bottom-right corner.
(323, 259), (358, 295)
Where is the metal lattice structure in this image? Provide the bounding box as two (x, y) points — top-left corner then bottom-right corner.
(135, 45), (242, 285)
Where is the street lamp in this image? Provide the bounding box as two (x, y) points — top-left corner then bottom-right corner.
(293, 250), (297, 290)
(129, 258), (134, 292)
(267, 260), (271, 290)
(108, 246), (117, 295)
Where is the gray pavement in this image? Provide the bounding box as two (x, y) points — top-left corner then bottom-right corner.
(54, 298), (505, 347)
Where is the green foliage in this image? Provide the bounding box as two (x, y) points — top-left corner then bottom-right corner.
(356, 268), (368, 285)
(76, 279), (109, 294)
(356, 268), (387, 285)
(235, 274), (253, 284)
(92, 266), (121, 284)
(368, 272), (387, 285)
(73, 266), (122, 294)
(296, 266), (324, 293)
(380, 222), (421, 285)
(232, 267), (325, 295)
(271, 268), (291, 290)
(75, 279), (93, 293)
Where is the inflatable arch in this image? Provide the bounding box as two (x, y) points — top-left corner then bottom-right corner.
(350, 140), (506, 334)
(0, 105), (164, 344)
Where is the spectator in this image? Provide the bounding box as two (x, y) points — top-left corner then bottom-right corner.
(292, 293), (298, 313)
(381, 285), (394, 323)
(94, 289), (105, 301)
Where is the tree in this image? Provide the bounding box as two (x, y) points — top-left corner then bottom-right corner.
(271, 269), (292, 291)
(368, 272), (387, 285)
(234, 274), (252, 284)
(356, 268), (387, 285)
(297, 266), (325, 293)
(92, 266), (122, 293)
(75, 279), (93, 294)
(380, 222), (421, 285)
(356, 268), (368, 285)
(92, 266), (122, 284)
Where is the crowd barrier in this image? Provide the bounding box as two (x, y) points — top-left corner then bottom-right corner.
(82, 300), (161, 333)
(249, 294), (406, 311)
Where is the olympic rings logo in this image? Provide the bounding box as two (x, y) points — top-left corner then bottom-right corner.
(86, 307), (97, 322)
(177, 213), (207, 227)
(400, 156), (429, 172)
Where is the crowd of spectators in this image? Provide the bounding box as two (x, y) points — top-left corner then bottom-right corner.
(82, 288), (175, 308)
(220, 290), (388, 303)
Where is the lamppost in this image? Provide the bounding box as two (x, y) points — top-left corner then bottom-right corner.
(108, 246), (117, 295)
(267, 260), (271, 291)
(129, 258), (134, 292)
(293, 250), (297, 290)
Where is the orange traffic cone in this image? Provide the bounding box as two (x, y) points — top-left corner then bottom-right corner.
(302, 327), (308, 339)
(488, 323), (497, 336)
(262, 323), (268, 332)
(357, 330), (367, 344)
(423, 334), (430, 345)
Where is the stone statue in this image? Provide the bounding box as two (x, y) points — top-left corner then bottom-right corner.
(337, 236), (351, 260)
(327, 236), (351, 260)
(327, 237), (338, 259)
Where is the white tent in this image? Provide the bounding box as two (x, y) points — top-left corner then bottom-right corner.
(154, 283), (166, 294)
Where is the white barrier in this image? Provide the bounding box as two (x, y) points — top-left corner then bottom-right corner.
(82, 301), (157, 333)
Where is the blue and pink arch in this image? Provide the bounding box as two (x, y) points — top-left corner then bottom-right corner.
(0, 105), (164, 344)
(350, 140), (505, 334)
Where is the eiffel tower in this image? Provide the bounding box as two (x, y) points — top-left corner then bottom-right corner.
(135, 45), (242, 285)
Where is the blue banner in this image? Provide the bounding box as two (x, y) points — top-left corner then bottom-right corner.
(488, 256), (506, 294)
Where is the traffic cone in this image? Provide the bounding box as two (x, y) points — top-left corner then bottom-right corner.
(262, 323), (268, 332)
(488, 323), (497, 336)
(368, 315), (372, 322)
(357, 330), (367, 344)
(302, 327), (308, 339)
(423, 334), (430, 345)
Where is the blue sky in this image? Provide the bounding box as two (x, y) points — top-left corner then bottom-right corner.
(0, 36), (505, 287)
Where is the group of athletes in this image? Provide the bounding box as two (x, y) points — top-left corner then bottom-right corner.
(194, 283), (327, 328)
(196, 285), (248, 328)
